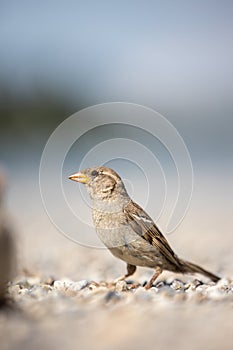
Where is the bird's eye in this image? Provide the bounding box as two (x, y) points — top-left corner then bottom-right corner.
(91, 170), (98, 177)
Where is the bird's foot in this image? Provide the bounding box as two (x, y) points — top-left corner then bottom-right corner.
(144, 267), (162, 289)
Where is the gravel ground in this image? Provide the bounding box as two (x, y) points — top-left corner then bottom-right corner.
(1, 273), (233, 350)
(1, 166), (233, 350)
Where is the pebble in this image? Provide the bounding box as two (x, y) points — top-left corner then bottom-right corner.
(155, 281), (167, 288)
(217, 278), (232, 292)
(28, 285), (49, 299)
(115, 280), (127, 292)
(53, 280), (89, 293)
(170, 279), (184, 291)
(195, 284), (209, 293)
(6, 275), (233, 307)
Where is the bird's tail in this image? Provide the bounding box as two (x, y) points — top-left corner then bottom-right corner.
(179, 259), (220, 283)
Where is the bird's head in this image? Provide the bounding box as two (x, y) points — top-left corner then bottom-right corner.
(69, 166), (129, 204)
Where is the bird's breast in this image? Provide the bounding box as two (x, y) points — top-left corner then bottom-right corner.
(92, 209), (138, 248)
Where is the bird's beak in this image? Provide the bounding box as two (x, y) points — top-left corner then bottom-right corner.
(68, 172), (90, 184)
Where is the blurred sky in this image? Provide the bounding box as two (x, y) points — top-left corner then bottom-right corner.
(0, 1), (232, 104)
(1, 0), (233, 159)
(0, 0), (232, 164)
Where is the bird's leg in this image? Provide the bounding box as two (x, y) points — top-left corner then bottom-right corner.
(144, 267), (162, 289)
(114, 264), (137, 283)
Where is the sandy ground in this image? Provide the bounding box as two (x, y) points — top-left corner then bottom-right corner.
(0, 156), (233, 350)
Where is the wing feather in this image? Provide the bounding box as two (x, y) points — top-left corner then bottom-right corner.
(124, 201), (181, 267)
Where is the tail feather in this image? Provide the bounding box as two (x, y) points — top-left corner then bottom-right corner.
(180, 259), (220, 283)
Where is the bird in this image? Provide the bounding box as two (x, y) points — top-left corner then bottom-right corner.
(69, 166), (220, 289)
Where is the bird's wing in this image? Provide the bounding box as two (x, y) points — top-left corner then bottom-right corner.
(124, 200), (180, 267)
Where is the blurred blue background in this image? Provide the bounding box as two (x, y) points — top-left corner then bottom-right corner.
(1, 1), (232, 156)
(0, 0), (232, 271)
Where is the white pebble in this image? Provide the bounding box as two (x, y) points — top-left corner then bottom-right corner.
(53, 280), (88, 292)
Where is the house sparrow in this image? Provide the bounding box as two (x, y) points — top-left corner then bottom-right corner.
(69, 166), (220, 288)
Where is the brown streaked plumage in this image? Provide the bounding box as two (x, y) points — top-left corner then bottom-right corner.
(69, 166), (220, 288)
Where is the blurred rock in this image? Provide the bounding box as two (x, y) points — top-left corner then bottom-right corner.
(170, 279), (184, 291)
(0, 170), (16, 304)
(53, 279), (88, 293)
(104, 290), (121, 303)
(115, 280), (127, 292)
(0, 170), (6, 208)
